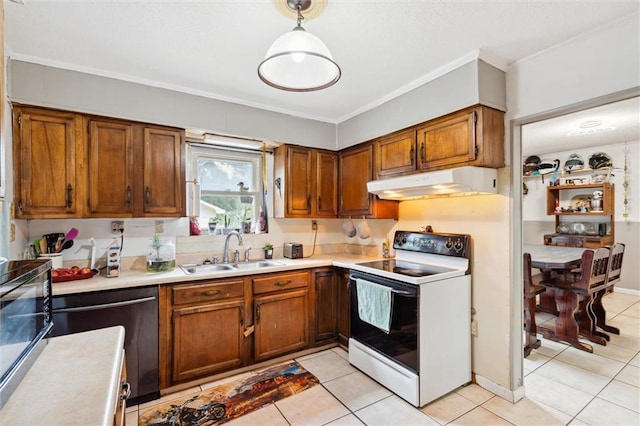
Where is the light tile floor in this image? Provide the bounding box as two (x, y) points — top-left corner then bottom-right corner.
(131, 292), (639, 425)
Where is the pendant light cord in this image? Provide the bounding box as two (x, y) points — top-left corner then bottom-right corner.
(296, 2), (304, 27)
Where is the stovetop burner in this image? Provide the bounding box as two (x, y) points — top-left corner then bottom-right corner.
(349, 230), (471, 285)
(356, 259), (455, 277)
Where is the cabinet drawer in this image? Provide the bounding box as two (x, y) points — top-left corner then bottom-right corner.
(172, 279), (244, 305)
(253, 272), (308, 295)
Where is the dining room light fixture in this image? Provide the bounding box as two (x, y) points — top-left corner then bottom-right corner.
(258, 0), (341, 92)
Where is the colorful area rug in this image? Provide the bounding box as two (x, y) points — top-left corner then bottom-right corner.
(139, 361), (319, 425)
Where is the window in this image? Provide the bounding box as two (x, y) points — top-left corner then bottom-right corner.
(188, 144), (265, 234)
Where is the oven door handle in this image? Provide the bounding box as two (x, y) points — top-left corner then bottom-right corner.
(391, 289), (417, 297)
(350, 276), (417, 297)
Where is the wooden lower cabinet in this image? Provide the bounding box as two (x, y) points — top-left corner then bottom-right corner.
(172, 299), (246, 382)
(160, 271), (312, 389)
(160, 278), (250, 388)
(252, 271), (310, 362)
(313, 268), (338, 345)
(254, 289), (309, 361)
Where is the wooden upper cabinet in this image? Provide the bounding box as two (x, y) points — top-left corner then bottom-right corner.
(339, 143), (398, 219)
(286, 145), (313, 216)
(315, 150), (338, 217)
(375, 129), (416, 177)
(274, 145), (338, 218)
(141, 126), (184, 217)
(13, 105), (185, 219)
(87, 119), (134, 217)
(416, 105), (505, 171)
(13, 106), (84, 218)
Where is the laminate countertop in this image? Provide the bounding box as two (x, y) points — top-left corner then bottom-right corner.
(52, 253), (374, 296)
(0, 326), (125, 425)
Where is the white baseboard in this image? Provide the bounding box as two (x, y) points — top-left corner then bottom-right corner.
(475, 374), (526, 403)
(613, 287), (640, 297)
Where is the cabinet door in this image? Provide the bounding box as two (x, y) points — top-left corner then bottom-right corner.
(171, 300), (245, 382)
(339, 143), (398, 219)
(88, 120), (134, 217)
(142, 127), (184, 216)
(254, 289), (309, 362)
(316, 150), (338, 217)
(13, 107), (83, 218)
(314, 268), (338, 344)
(416, 109), (476, 170)
(286, 146), (313, 217)
(375, 129), (416, 178)
(339, 144), (373, 216)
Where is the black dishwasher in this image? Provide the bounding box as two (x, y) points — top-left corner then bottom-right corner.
(51, 285), (159, 405)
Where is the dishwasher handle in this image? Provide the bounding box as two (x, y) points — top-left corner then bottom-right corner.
(52, 296), (156, 313)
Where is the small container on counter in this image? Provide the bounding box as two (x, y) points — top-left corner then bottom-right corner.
(146, 237), (175, 273)
(107, 245), (121, 278)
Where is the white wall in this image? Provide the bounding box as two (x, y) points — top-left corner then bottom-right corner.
(505, 10), (640, 397)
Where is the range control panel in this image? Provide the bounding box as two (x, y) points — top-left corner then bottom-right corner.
(393, 231), (470, 258)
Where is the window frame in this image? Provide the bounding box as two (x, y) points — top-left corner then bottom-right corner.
(187, 144), (263, 233)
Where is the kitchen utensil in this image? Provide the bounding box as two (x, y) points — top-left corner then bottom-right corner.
(39, 238), (47, 254)
(65, 227), (79, 242)
(342, 217), (356, 237)
(55, 236), (64, 252)
(44, 233), (65, 253)
(356, 217), (371, 239)
(58, 240), (74, 252)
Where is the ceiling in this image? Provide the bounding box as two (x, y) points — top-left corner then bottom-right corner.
(5, 0), (639, 126)
(522, 96), (640, 157)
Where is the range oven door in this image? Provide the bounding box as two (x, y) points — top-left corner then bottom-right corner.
(349, 271), (418, 372)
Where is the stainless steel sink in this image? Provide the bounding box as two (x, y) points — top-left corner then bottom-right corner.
(179, 263), (236, 275)
(180, 260), (283, 275)
(232, 260), (283, 270)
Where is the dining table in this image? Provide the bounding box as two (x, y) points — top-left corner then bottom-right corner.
(523, 244), (596, 352)
(524, 243), (587, 314)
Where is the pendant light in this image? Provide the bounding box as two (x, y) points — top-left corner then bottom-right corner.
(258, 0), (341, 92)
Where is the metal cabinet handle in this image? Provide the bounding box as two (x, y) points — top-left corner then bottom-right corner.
(240, 306), (244, 327)
(274, 280), (292, 287)
(419, 143), (425, 163)
(66, 184), (73, 208)
(202, 289), (221, 297)
(126, 186), (132, 208)
(121, 381), (131, 400)
(145, 186), (151, 205)
(409, 145), (414, 165)
(17, 200), (23, 215)
(255, 304), (260, 322)
(318, 196), (322, 210)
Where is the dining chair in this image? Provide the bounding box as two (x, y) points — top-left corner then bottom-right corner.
(589, 243), (625, 338)
(538, 247), (610, 352)
(523, 252), (546, 357)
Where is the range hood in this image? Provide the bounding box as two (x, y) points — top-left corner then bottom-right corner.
(367, 166), (498, 200)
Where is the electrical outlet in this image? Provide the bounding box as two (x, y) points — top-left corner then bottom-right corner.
(111, 221), (125, 234)
(471, 319), (478, 336)
(311, 220), (318, 231)
(155, 219), (164, 233)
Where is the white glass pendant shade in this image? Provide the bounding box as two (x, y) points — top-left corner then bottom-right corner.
(258, 27), (341, 91)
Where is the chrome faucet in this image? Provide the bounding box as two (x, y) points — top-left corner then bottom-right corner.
(223, 231), (243, 263)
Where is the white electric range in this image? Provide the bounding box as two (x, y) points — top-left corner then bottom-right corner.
(348, 230), (472, 407)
